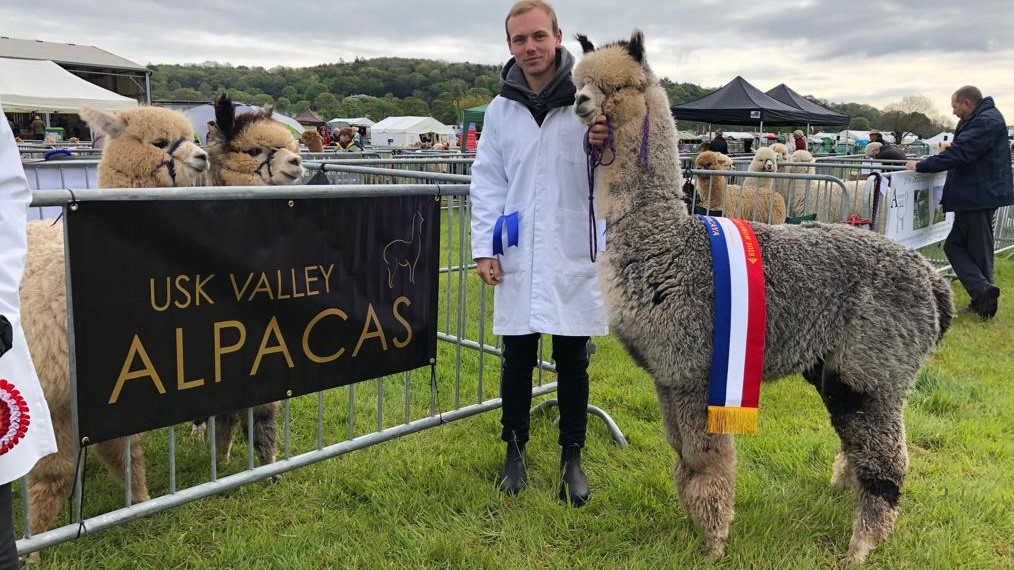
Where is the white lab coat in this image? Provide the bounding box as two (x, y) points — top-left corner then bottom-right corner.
(469, 96), (607, 337)
(0, 104), (56, 484)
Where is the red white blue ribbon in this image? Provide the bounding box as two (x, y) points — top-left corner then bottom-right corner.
(698, 215), (766, 435)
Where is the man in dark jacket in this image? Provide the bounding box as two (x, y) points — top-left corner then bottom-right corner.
(709, 129), (728, 154)
(907, 86), (1014, 319)
(865, 142), (907, 161)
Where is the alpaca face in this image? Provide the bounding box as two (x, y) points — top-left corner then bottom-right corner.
(209, 93), (303, 186)
(769, 142), (790, 164)
(81, 106), (209, 188)
(572, 30), (649, 124)
(750, 148), (778, 173)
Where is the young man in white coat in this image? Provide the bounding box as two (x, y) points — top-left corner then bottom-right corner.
(470, 0), (608, 507)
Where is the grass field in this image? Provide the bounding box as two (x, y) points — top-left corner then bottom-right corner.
(19, 247), (1014, 569)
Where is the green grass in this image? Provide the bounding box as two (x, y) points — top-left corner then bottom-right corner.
(17, 246), (1014, 569)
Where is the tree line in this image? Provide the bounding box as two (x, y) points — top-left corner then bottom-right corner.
(149, 58), (952, 139)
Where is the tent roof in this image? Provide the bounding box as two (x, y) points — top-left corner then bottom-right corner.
(462, 103), (488, 127)
(0, 36), (148, 72)
(293, 107), (325, 125)
(326, 117), (374, 127)
(671, 76), (812, 126)
(371, 116), (454, 134)
(0, 57), (138, 113)
(765, 84), (848, 125)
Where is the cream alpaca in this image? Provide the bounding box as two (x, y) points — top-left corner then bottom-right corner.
(21, 105), (209, 535)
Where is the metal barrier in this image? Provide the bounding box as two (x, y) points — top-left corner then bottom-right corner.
(15, 181), (627, 557)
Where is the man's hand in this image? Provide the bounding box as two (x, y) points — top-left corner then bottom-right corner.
(476, 257), (501, 286)
(905, 160), (918, 171)
(587, 115), (609, 147)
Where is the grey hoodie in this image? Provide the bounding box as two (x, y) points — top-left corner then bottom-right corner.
(499, 47), (577, 126)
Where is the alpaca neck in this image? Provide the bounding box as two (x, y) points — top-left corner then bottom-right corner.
(596, 87), (687, 225)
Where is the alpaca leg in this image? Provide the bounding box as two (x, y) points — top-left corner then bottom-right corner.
(27, 456), (74, 535)
(818, 367), (908, 565)
(802, 362), (853, 490)
(655, 383), (736, 560)
(250, 403), (279, 466)
(214, 413), (240, 462)
(94, 435), (150, 502)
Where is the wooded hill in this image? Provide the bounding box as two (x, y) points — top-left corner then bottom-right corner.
(149, 57), (931, 136)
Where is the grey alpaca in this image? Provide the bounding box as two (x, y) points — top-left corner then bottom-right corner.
(572, 31), (953, 565)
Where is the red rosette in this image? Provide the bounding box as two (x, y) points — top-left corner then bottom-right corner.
(0, 378), (31, 456)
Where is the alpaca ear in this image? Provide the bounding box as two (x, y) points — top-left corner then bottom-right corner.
(627, 29), (644, 63)
(80, 106), (125, 138)
(259, 104), (275, 121)
(214, 92), (236, 140)
(575, 34), (595, 53)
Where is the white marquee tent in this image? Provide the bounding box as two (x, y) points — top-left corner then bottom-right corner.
(327, 117), (375, 128)
(371, 116), (454, 147)
(0, 57), (137, 113)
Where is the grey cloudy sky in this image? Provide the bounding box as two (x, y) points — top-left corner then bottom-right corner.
(4, 0), (1013, 123)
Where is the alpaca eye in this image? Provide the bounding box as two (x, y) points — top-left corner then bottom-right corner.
(246, 148), (262, 157)
(152, 138), (169, 149)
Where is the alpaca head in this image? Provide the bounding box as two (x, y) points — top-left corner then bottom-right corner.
(693, 151), (731, 208)
(789, 149), (814, 163)
(207, 93), (302, 186)
(572, 29), (653, 125)
(750, 147), (778, 172)
(769, 142), (790, 164)
(300, 129), (324, 153)
(80, 105), (209, 188)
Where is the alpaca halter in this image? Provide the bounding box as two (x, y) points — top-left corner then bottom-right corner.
(254, 148), (279, 183)
(158, 137), (188, 185)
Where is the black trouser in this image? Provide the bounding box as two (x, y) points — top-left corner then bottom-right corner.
(945, 209), (997, 298)
(0, 484), (19, 570)
(500, 333), (590, 447)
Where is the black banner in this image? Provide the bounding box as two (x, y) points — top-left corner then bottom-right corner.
(67, 195), (439, 443)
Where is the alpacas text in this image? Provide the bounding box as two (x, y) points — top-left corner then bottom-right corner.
(109, 264), (415, 404)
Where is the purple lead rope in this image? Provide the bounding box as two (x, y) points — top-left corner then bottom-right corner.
(586, 116), (615, 262)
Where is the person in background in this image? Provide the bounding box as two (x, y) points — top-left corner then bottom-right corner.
(30, 115), (46, 141)
(337, 128), (364, 151)
(469, 0), (609, 507)
(742, 136), (753, 154)
(869, 130), (884, 144)
(792, 129), (807, 151)
(905, 85), (1014, 319)
(864, 141), (906, 161)
(0, 103), (58, 570)
(709, 128), (728, 154)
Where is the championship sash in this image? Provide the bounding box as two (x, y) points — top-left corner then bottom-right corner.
(697, 215), (766, 435)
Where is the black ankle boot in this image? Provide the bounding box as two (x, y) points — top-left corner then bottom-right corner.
(558, 444), (590, 507)
(497, 440), (527, 495)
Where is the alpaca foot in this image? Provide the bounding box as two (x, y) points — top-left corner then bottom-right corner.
(839, 532), (876, 566)
(701, 538), (726, 561)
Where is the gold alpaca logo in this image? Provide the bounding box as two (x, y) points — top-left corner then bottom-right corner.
(383, 211), (424, 289)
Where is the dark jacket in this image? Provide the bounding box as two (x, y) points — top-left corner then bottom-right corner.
(709, 135), (728, 154)
(875, 144), (907, 161)
(916, 96), (1014, 211)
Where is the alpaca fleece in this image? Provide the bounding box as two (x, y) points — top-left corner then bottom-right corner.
(573, 30), (953, 565)
(21, 105), (209, 535)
